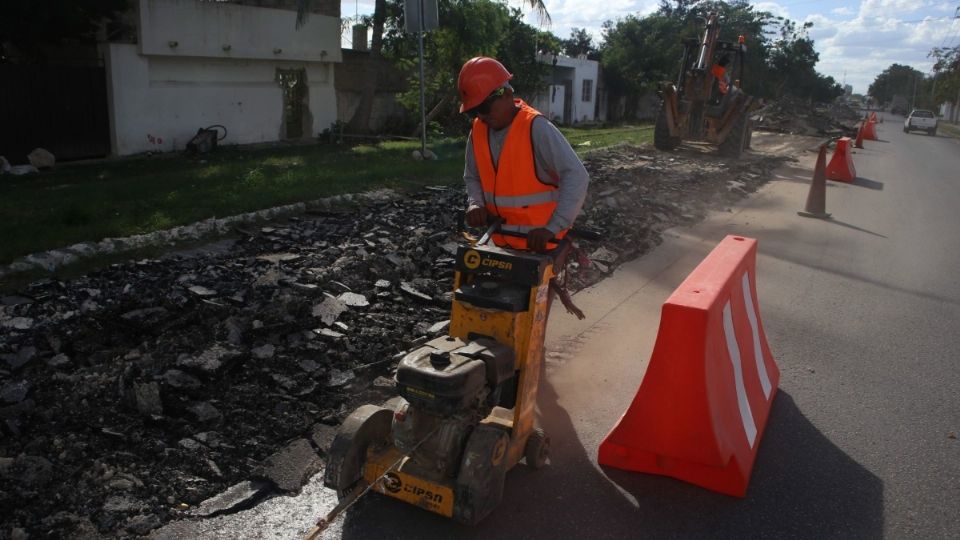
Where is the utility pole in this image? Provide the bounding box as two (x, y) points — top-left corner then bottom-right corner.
(911, 74), (918, 110)
(404, 0), (437, 159)
(417, 0), (426, 158)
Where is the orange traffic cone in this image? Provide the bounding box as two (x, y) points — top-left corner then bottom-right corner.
(798, 144), (831, 219)
(598, 235), (780, 497)
(826, 137), (856, 183)
(869, 111), (878, 123)
(862, 120), (878, 141)
(854, 122), (865, 149)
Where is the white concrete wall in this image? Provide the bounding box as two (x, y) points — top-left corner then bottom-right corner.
(530, 85), (566, 124)
(139, 0), (341, 63)
(105, 43), (337, 156)
(537, 54), (599, 123)
(102, 0), (342, 156)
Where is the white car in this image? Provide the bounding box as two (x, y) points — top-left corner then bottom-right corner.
(903, 109), (938, 136)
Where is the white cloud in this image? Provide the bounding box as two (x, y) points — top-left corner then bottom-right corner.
(832, 7), (854, 16)
(858, 0), (927, 15)
(513, 0), (659, 43)
(753, 2), (791, 19)
(803, 6), (959, 94)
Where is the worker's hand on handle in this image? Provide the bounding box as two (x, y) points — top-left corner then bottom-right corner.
(527, 228), (554, 253)
(465, 205), (488, 228)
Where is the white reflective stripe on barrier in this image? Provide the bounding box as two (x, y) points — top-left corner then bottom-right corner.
(742, 272), (772, 400)
(723, 301), (758, 448)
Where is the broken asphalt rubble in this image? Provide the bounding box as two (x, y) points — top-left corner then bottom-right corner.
(753, 96), (863, 137)
(0, 139), (792, 538)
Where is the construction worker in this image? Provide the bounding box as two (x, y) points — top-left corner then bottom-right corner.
(458, 56), (589, 253)
(711, 55), (731, 101)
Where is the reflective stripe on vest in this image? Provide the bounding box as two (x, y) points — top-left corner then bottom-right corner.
(472, 99), (566, 249)
(481, 190), (561, 208)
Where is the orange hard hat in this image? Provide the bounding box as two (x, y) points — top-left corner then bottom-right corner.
(457, 57), (513, 113)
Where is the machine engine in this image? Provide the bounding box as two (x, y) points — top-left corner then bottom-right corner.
(392, 335), (515, 478)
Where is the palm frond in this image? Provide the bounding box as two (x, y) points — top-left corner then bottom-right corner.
(526, 0), (552, 26)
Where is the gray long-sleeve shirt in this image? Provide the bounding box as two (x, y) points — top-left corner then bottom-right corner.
(463, 115), (590, 234)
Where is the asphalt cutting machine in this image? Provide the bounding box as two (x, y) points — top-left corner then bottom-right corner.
(320, 223), (576, 526)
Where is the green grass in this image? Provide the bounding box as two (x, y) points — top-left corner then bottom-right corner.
(0, 125), (652, 264)
(561, 125), (654, 155)
(939, 122), (960, 139)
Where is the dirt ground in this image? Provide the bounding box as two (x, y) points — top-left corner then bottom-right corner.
(0, 131), (816, 538)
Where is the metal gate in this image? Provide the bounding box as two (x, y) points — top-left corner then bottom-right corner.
(0, 65), (111, 164)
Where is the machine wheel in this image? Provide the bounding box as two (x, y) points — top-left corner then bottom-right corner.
(524, 428), (550, 469)
(322, 404), (393, 499)
(654, 105), (681, 151)
(718, 110), (748, 158)
(453, 425), (509, 526)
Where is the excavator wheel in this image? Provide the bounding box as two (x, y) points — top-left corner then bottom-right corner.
(719, 110), (748, 158)
(524, 427), (550, 469)
(654, 105), (681, 151)
(323, 404), (393, 499)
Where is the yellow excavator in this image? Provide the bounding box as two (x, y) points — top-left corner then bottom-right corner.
(315, 222), (581, 530)
(655, 12), (756, 157)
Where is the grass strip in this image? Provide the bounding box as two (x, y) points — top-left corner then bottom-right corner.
(0, 125), (652, 264)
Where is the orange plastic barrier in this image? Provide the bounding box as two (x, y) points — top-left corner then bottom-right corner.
(826, 137), (856, 182)
(862, 121), (878, 141)
(854, 122), (865, 149)
(869, 111), (877, 123)
(598, 236), (780, 497)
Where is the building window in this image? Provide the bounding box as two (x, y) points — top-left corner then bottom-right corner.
(582, 79), (593, 102)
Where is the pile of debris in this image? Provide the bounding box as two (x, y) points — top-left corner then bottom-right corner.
(0, 142), (790, 537)
(753, 96), (862, 137)
(0, 148), (56, 177)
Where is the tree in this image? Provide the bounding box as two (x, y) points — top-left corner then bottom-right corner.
(535, 30), (562, 56)
(297, 0), (551, 134)
(929, 45), (960, 120)
(384, 0), (550, 135)
(0, 0), (129, 63)
(599, 0), (778, 113)
(563, 28), (596, 58)
(868, 64), (928, 107)
(599, 0), (841, 117)
(766, 20), (840, 99)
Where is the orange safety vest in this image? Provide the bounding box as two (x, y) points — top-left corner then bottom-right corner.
(472, 99), (567, 250)
(711, 65), (729, 94)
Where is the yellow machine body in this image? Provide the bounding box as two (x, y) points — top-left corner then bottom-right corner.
(358, 242), (555, 523)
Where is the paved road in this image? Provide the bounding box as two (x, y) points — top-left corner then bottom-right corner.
(154, 122), (960, 539)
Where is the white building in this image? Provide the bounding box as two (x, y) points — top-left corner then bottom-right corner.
(103, 0), (341, 156)
(528, 53), (601, 125)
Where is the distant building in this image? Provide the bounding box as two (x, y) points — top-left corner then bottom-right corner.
(843, 84), (853, 96)
(529, 53), (602, 125)
(103, 0), (342, 156)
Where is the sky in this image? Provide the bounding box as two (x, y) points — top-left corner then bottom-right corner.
(341, 0), (960, 95)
